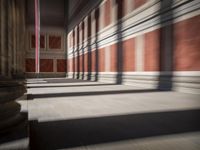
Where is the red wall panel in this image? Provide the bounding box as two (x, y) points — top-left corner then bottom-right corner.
(79, 54), (83, 72)
(174, 15), (200, 71)
(84, 53), (88, 72)
(57, 59), (66, 72)
(91, 50), (96, 72)
(104, 0), (111, 27)
(134, 0), (147, 9)
(26, 58), (35, 72)
(144, 29), (160, 71)
(123, 38), (135, 71)
(110, 44), (117, 72)
(99, 48), (105, 72)
(40, 59), (53, 72)
(68, 58), (72, 72)
(31, 34), (45, 49)
(49, 35), (62, 49)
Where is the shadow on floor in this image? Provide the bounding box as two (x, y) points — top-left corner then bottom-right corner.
(0, 112), (28, 147)
(27, 78), (91, 84)
(30, 109), (200, 150)
(27, 83), (115, 88)
(27, 89), (160, 100)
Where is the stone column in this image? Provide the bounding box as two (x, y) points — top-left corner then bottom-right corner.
(0, 0), (8, 76)
(0, 0), (27, 143)
(12, 0), (26, 78)
(0, 76), (26, 133)
(0, 0), (1, 74)
(0, 0), (27, 78)
(8, 0), (14, 77)
(12, 0), (17, 75)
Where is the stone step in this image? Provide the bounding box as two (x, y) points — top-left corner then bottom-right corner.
(0, 76), (27, 135)
(0, 112), (27, 134)
(0, 102), (21, 121)
(0, 83), (26, 104)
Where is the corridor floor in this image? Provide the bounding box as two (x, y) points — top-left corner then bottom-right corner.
(21, 78), (200, 150)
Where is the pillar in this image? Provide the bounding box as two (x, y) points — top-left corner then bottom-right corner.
(0, 0), (27, 139)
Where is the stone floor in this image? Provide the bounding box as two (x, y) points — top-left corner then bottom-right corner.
(20, 78), (200, 150)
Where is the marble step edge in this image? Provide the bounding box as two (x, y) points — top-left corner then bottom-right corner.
(0, 102), (21, 121)
(0, 87), (26, 104)
(0, 113), (27, 134)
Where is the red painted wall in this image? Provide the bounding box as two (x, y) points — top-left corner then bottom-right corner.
(110, 44), (117, 72)
(84, 52), (88, 72)
(40, 59), (53, 72)
(57, 59), (66, 72)
(99, 48), (105, 72)
(91, 50), (96, 72)
(49, 35), (62, 49)
(26, 58), (35, 72)
(134, 0), (147, 9)
(104, 0), (111, 27)
(123, 38), (135, 71)
(144, 29), (160, 71)
(174, 15), (200, 71)
(26, 59), (54, 72)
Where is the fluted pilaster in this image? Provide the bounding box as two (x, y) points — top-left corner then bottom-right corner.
(0, 0), (27, 135)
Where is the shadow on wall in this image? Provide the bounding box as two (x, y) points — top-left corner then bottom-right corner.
(81, 22), (85, 79)
(72, 30), (76, 79)
(157, 0), (174, 91)
(76, 26), (80, 79)
(115, 0), (124, 84)
(94, 7), (100, 81)
(70, 0), (175, 91)
(29, 109), (200, 150)
(87, 15), (92, 80)
(114, 0), (175, 89)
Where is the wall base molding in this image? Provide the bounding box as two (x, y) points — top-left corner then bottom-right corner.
(67, 72), (200, 94)
(26, 72), (66, 78)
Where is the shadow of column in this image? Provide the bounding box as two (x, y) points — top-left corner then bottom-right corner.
(115, 0), (124, 84)
(81, 22), (85, 79)
(87, 15), (92, 80)
(157, 0), (174, 91)
(72, 30), (75, 78)
(94, 8), (100, 81)
(76, 26), (80, 79)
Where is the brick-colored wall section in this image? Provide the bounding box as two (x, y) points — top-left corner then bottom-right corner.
(72, 48), (106, 73)
(68, 1), (200, 74)
(144, 29), (160, 71)
(40, 59), (53, 72)
(88, 15), (92, 38)
(91, 50), (96, 72)
(68, 58), (72, 72)
(174, 15), (200, 71)
(134, 0), (147, 9)
(74, 57), (77, 72)
(57, 59), (66, 72)
(123, 38), (135, 71)
(84, 53), (88, 72)
(110, 44), (117, 72)
(79, 54), (83, 72)
(26, 58), (35, 72)
(99, 48), (105, 72)
(31, 34), (45, 49)
(49, 35), (62, 49)
(123, 0), (130, 16)
(104, 0), (111, 27)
